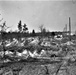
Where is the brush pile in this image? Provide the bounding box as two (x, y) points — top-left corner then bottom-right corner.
(0, 36), (76, 75)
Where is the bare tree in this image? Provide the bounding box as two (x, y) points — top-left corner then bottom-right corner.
(0, 21), (10, 58)
(39, 25), (47, 37)
(0, 18), (3, 22)
(0, 21), (9, 32)
(39, 25), (44, 32)
(39, 24), (46, 33)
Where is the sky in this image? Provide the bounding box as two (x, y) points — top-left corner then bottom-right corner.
(0, 0), (76, 33)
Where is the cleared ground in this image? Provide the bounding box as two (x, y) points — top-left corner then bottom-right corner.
(0, 59), (76, 75)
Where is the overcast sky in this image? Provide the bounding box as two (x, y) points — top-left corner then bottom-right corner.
(0, 0), (76, 33)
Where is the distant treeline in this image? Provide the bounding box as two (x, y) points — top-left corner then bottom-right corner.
(0, 31), (64, 40)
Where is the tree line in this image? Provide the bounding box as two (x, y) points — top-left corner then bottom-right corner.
(0, 19), (64, 40)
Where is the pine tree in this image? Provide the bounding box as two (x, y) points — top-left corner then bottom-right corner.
(32, 29), (35, 34)
(51, 32), (55, 39)
(32, 29), (36, 36)
(23, 23), (28, 33)
(18, 20), (22, 32)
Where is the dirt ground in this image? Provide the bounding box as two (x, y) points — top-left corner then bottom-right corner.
(0, 61), (76, 75)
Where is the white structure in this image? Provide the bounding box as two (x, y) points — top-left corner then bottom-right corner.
(54, 35), (63, 40)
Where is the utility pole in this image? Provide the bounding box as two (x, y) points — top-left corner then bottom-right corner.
(66, 24), (67, 34)
(69, 17), (71, 41)
(65, 24), (67, 36)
